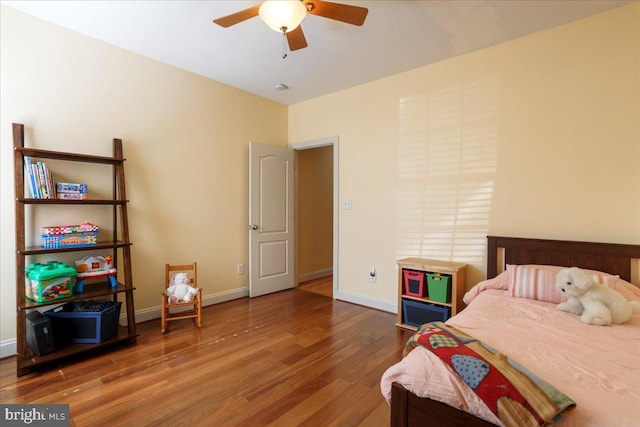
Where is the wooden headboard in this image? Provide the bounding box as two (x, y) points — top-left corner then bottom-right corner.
(487, 236), (640, 282)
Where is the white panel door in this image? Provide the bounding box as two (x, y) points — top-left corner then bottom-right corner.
(249, 142), (295, 297)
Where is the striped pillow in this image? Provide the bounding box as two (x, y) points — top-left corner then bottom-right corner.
(507, 265), (618, 304)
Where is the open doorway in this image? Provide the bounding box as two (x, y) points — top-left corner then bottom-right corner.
(293, 137), (336, 298)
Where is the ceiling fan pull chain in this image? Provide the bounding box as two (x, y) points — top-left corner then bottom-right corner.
(281, 28), (288, 59)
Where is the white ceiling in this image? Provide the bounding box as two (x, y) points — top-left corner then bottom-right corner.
(2, 0), (632, 105)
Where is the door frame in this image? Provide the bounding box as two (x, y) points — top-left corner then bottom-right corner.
(291, 136), (339, 297)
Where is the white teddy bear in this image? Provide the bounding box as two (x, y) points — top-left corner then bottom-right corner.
(166, 272), (199, 304)
(556, 267), (640, 326)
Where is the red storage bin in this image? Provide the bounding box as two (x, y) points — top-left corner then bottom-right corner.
(403, 270), (426, 297)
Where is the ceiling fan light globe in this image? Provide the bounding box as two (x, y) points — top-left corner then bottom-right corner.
(259, 0), (307, 33)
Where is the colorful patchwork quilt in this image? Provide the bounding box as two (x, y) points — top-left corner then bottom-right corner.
(404, 322), (576, 427)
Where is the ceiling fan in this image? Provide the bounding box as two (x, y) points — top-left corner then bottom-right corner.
(213, 0), (368, 55)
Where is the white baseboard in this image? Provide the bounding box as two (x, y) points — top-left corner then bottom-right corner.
(135, 287), (249, 324)
(0, 339), (16, 359)
(334, 289), (397, 314)
(298, 268), (333, 283)
(0, 287), (250, 360)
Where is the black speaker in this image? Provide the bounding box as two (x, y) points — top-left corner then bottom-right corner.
(26, 311), (55, 356)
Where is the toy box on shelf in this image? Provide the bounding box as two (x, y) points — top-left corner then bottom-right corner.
(25, 261), (77, 302)
(74, 255), (117, 292)
(40, 221), (98, 249)
(56, 182), (88, 194)
(56, 182), (88, 200)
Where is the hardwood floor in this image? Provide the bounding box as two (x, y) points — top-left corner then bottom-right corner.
(298, 275), (333, 298)
(0, 288), (413, 426)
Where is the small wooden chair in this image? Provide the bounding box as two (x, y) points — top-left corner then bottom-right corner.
(161, 262), (202, 334)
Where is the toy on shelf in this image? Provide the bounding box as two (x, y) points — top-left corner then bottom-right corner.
(74, 254), (117, 292)
(40, 221), (99, 249)
(25, 261), (77, 302)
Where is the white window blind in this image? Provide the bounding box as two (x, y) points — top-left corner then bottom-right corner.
(396, 78), (499, 265)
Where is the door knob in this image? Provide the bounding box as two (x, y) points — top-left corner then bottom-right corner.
(249, 224), (259, 230)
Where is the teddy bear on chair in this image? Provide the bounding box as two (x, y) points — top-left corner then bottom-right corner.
(166, 272), (199, 304)
(556, 267), (640, 325)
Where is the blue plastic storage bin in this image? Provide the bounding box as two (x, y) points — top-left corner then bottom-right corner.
(402, 299), (450, 327)
(44, 300), (121, 344)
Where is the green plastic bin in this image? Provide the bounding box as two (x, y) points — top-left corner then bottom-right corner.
(426, 273), (451, 303)
(25, 261), (77, 302)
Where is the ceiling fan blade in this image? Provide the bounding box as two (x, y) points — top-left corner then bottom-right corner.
(287, 26), (308, 51)
(306, 1), (368, 26)
(212, 5), (260, 28)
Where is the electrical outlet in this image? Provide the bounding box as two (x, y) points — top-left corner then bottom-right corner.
(237, 264), (244, 275)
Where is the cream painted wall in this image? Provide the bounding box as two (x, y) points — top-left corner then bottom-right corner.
(0, 6), (287, 343)
(297, 146), (333, 278)
(289, 3), (640, 307)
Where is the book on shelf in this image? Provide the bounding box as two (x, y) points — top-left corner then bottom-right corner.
(23, 157), (38, 198)
(42, 163), (54, 199)
(36, 162), (46, 198)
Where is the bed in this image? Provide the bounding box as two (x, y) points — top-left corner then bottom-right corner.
(381, 236), (640, 427)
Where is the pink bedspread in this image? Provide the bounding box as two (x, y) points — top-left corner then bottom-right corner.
(381, 289), (640, 426)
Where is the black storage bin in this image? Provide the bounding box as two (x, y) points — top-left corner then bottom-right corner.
(26, 311), (55, 356)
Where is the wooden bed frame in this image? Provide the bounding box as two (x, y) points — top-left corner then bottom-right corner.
(390, 235), (640, 427)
